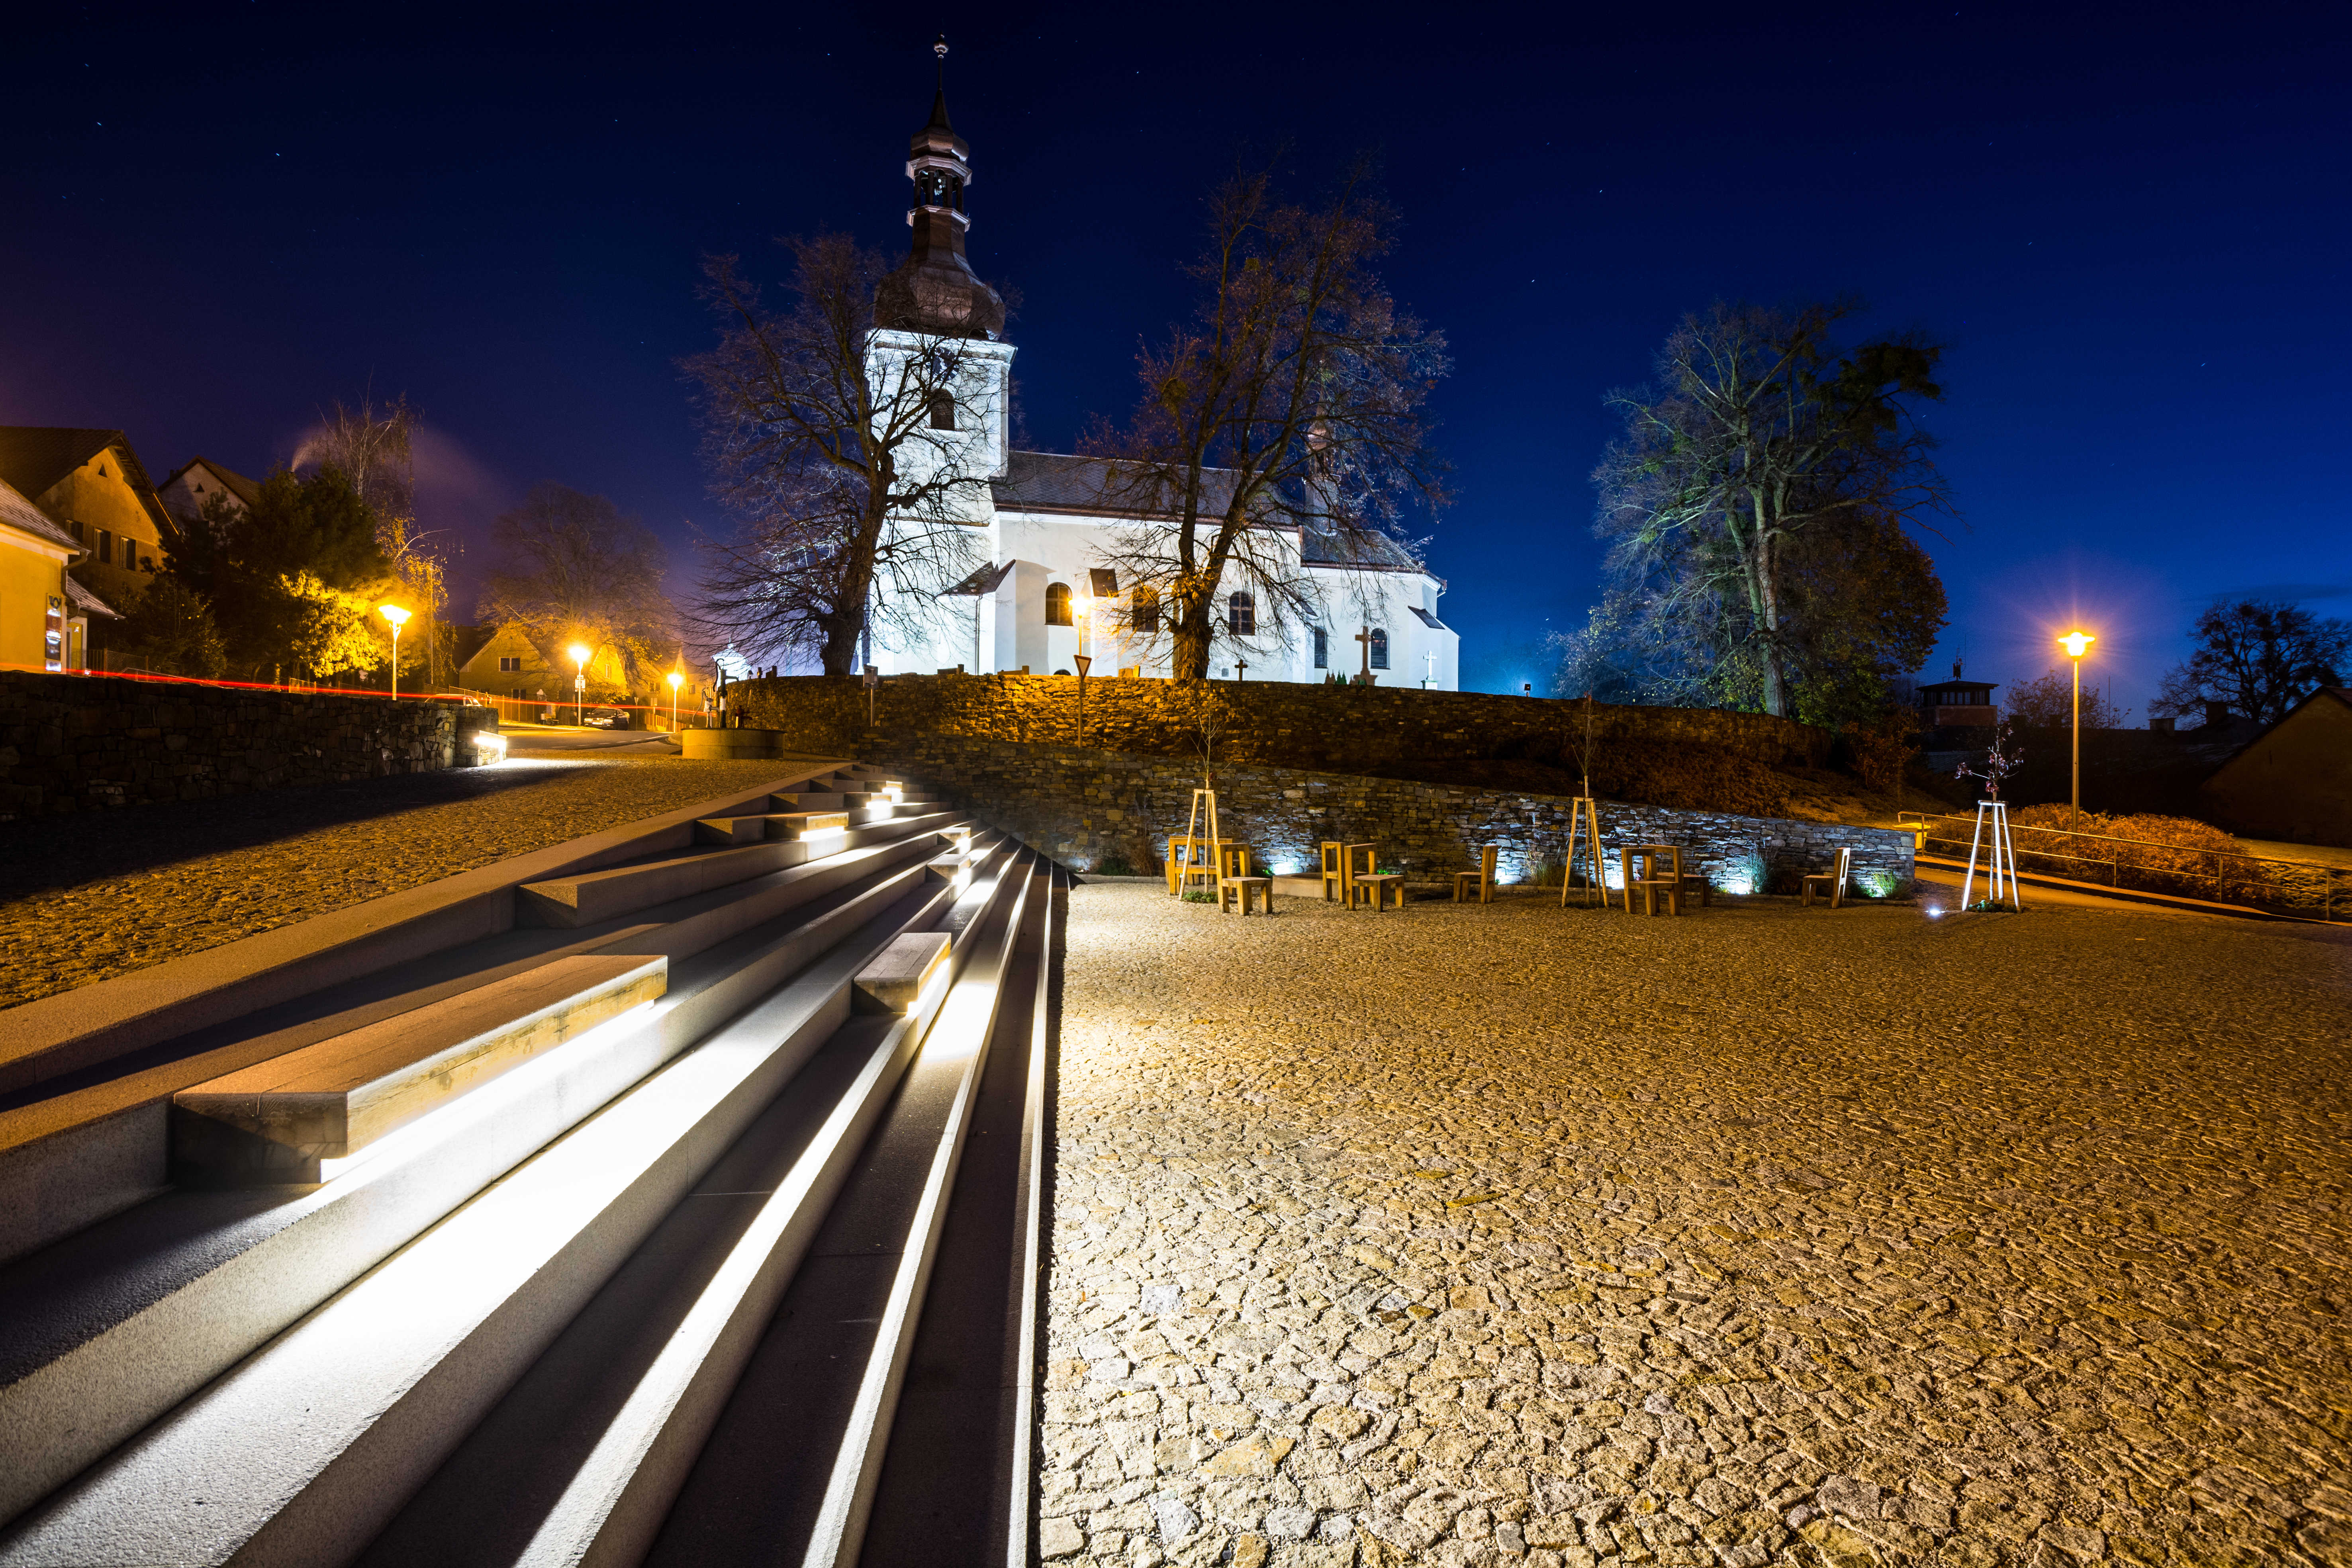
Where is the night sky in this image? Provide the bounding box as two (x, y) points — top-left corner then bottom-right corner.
(6, 3), (2346, 712)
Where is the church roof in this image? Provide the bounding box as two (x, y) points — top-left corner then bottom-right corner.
(1302, 524), (1422, 574)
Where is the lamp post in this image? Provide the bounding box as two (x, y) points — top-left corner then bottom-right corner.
(568, 643), (591, 726)
(378, 604), (410, 700)
(1073, 653), (1092, 744)
(668, 668), (683, 732)
(2059, 630), (2096, 830)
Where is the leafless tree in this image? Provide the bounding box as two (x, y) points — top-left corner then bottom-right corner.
(685, 237), (1004, 675)
(1084, 165), (1449, 681)
(2151, 599), (2351, 727)
(1589, 301), (1953, 718)
(479, 483), (679, 690)
(294, 393), (458, 683)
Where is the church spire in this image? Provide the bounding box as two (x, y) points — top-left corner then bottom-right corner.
(877, 34), (1006, 340)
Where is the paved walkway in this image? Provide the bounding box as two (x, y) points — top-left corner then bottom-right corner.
(0, 754), (793, 1010)
(1040, 885), (2352, 1568)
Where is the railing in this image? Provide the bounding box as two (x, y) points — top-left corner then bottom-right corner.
(1898, 810), (2348, 922)
(441, 687), (711, 730)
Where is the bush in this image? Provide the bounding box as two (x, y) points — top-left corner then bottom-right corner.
(1093, 853), (1135, 876)
(2005, 806), (2240, 896)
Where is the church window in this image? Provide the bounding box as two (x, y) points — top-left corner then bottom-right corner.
(929, 391), (957, 431)
(1228, 593), (1255, 636)
(1132, 587), (1158, 635)
(1045, 582), (1073, 626)
(1370, 628), (1389, 669)
(1312, 627), (1328, 669)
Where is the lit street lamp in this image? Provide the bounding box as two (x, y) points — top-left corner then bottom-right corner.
(569, 642), (591, 726)
(378, 604), (410, 700)
(2059, 630), (2097, 830)
(668, 668), (683, 732)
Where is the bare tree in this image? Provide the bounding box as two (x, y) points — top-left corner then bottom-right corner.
(1588, 300), (1953, 718)
(295, 393), (456, 683)
(685, 237), (1004, 675)
(1085, 166), (1449, 681)
(2152, 599), (2351, 727)
(479, 483), (678, 690)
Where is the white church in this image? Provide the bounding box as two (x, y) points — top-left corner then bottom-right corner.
(858, 74), (1459, 691)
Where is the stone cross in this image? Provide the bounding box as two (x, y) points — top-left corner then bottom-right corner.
(1354, 626), (1373, 681)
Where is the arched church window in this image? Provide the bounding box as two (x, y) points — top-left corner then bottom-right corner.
(1312, 627), (1328, 669)
(928, 391), (957, 431)
(1228, 593), (1255, 636)
(1132, 587), (1159, 635)
(1045, 582), (1073, 626)
(1370, 628), (1389, 669)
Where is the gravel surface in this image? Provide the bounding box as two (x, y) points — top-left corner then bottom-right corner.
(1041, 885), (2352, 1568)
(0, 755), (797, 1011)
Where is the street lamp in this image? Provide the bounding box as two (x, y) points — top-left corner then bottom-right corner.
(668, 668), (683, 732)
(2059, 630), (2096, 830)
(378, 604), (410, 700)
(568, 642), (591, 726)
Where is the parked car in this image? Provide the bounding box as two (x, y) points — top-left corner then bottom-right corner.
(580, 707), (632, 730)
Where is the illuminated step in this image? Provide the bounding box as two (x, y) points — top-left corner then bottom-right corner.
(172, 955), (668, 1183)
(694, 810), (853, 846)
(852, 933), (951, 1014)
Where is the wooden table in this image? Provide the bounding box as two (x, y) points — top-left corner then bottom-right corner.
(1619, 844), (1684, 916)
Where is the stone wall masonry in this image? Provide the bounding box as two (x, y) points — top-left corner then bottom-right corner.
(875, 735), (1916, 895)
(0, 671), (494, 820)
(733, 671), (1835, 776)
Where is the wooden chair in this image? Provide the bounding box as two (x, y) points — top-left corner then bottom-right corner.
(1620, 844), (1683, 916)
(1677, 859), (1714, 908)
(1802, 846), (1853, 908)
(1169, 836), (1218, 898)
(1453, 846), (1498, 904)
(1332, 843), (1375, 906)
(1213, 843), (1270, 914)
(1320, 841), (1347, 902)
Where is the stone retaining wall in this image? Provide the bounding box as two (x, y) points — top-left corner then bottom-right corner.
(0, 671), (492, 820)
(734, 672), (1834, 774)
(876, 735), (1915, 895)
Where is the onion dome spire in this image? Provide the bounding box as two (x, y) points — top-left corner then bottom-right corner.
(876, 34), (1007, 340)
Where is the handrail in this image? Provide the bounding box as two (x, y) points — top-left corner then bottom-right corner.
(1898, 809), (2344, 920)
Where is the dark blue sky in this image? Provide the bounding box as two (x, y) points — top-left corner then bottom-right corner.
(5, 2), (2346, 711)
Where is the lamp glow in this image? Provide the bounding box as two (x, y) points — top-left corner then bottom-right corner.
(2059, 631), (2095, 659)
(2058, 629), (2097, 827)
(378, 604), (410, 701)
(569, 643), (591, 725)
(667, 668), (683, 732)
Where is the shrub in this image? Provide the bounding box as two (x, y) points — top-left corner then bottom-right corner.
(1093, 853), (1135, 876)
(2005, 806), (2241, 897)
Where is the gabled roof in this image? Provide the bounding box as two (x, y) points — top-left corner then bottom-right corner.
(991, 451), (1244, 519)
(1302, 524), (1422, 574)
(0, 427), (175, 540)
(161, 456), (264, 512)
(0, 475), (82, 553)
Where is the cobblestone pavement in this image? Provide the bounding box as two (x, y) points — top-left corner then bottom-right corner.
(0, 756), (795, 1010)
(1042, 885), (2352, 1568)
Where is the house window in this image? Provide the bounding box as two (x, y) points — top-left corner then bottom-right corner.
(1370, 628), (1389, 669)
(1045, 582), (1073, 626)
(1132, 587), (1158, 635)
(500, 656), (523, 673)
(98, 530), (114, 565)
(1312, 627), (1328, 669)
(1229, 592), (1255, 636)
(929, 391), (957, 431)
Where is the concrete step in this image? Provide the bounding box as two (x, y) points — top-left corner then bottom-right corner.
(0, 814), (973, 1270)
(172, 955), (668, 1183)
(0, 847), (1037, 1565)
(0, 835), (1014, 1531)
(349, 853), (1041, 1568)
(693, 809), (852, 846)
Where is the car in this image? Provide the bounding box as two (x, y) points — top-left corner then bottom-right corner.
(580, 707), (633, 730)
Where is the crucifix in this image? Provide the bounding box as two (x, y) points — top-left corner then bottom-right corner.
(1353, 625), (1375, 685)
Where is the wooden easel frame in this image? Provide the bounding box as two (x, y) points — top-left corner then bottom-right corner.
(1171, 788), (1222, 898)
(1960, 799), (2023, 910)
(1561, 796), (1606, 907)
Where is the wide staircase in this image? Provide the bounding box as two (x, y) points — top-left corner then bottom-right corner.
(0, 762), (1060, 1567)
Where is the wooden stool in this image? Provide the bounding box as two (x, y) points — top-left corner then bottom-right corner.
(1354, 872), (1406, 911)
(1453, 846), (1498, 904)
(1220, 875), (1274, 914)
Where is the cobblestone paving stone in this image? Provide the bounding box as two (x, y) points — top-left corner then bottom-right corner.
(0, 756), (794, 1010)
(1042, 885), (2352, 1568)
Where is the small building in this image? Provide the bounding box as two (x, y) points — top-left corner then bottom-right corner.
(455, 623), (634, 706)
(1917, 659), (1998, 729)
(1, 476), (114, 671)
(157, 457), (264, 523)
(2197, 687), (2352, 848)
(0, 428), (176, 616)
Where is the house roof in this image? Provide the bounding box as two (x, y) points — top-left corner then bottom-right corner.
(161, 456), (264, 512)
(1302, 524), (1422, 574)
(448, 623), (500, 669)
(0, 475), (82, 553)
(0, 427), (176, 540)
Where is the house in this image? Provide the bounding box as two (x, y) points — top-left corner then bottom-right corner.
(1, 476), (113, 671)
(854, 81), (1459, 688)
(0, 428), (176, 615)
(1917, 659), (1998, 730)
(2196, 687), (2352, 848)
(157, 457), (264, 523)
(455, 623), (633, 703)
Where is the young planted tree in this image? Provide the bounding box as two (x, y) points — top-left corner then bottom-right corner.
(2152, 599), (2351, 727)
(479, 484), (678, 691)
(1085, 166), (1449, 681)
(1586, 300), (1953, 718)
(686, 237), (1004, 675)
